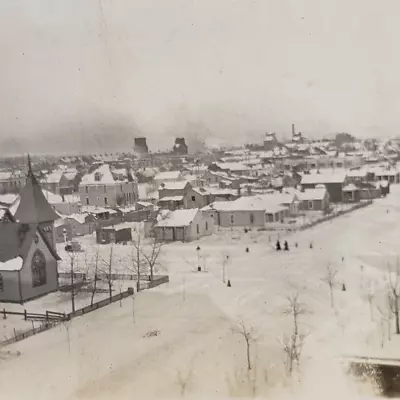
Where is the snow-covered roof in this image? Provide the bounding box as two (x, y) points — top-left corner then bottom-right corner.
(0, 171), (12, 180)
(214, 162), (249, 172)
(347, 169), (368, 178)
(342, 184), (358, 192)
(44, 171), (64, 184)
(159, 196), (184, 202)
(81, 164), (119, 185)
(80, 206), (110, 214)
(192, 187), (210, 196)
(300, 188), (327, 201)
(0, 256), (23, 271)
(64, 170), (78, 180)
(301, 172), (347, 185)
(159, 181), (189, 190)
(206, 195), (288, 213)
(65, 213), (90, 224)
(136, 201), (153, 208)
(154, 171), (182, 181)
(0, 193), (19, 205)
(156, 208), (199, 227)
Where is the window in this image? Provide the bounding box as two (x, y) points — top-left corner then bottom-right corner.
(31, 250), (46, 287)
(85, 186), (88, 193)
(205, 221), (208, 231)
(0, 273), (3, 292)
(104, 197), (108, 205)
(230, 214), (235, 225)
(250, 214), (255, 224)
(308, 200), (313, 210)
(191, 196), (196, 202)
(104, 186), (107, 193)
(197, 224), (200, 234)
(86, 197), (89, 205)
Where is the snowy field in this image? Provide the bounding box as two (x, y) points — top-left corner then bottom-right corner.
(0, 189), (400, 399)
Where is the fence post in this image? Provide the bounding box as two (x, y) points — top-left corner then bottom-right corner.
(13, 328), (17, 339)
(46, 311), (49, 321)
(3, 308), (6, 319)
(24, 310), (27, 321)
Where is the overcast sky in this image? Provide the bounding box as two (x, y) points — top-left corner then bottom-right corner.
(0, 0), (399, 153)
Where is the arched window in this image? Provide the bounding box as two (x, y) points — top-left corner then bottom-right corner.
(31, 250), (47, 287)
(0, 273), (3, 292)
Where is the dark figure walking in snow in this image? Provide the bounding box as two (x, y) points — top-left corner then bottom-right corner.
(310, 242), (313, 249)
(284, 241), (289, 251)
(295, 242), (298, 248)
(342, 283), (346, 291)
(276, 240), (281, 251)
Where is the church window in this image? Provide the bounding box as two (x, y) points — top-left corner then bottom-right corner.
(86, 198), (89, 205)
(85, 186), (88, 193)
(31, 250), (46, 287)
(0, 274), (3, 292)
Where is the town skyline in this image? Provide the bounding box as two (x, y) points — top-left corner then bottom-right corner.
(1, 0), (400, 155)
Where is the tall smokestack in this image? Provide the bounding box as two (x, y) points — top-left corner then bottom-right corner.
(292, 124), (295, 136)
(134, 137), (149, 155)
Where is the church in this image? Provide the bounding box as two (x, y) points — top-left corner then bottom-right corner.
(0, 157), (61, 303)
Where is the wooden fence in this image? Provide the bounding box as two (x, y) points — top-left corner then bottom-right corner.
(0, 288), (134, 347)
(298, 200), (372, 232)
(58, 272), (87, 281)
(1, 309), (66, 321)
(0, 274), (169, 347)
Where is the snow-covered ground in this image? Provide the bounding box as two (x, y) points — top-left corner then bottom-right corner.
(1, 189), (400, 399)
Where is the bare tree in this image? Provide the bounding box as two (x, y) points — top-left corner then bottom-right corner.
(89, 247), (101, 306)
(99, 243), (115, 300)
(141, 237), (163, 280)
(65, 250), (77, 313)
(321, 263), (338, 308)
(127, 234), (149, 292)
(282, 291), (308, 374)
(377, 295), (394, 342)
(232, 320), (257, 371)
(387, 259), (400, 334)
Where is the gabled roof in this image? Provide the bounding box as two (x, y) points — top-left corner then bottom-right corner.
(81, 164), (119, 185)
(300, 188), (328, 201)
(156, 208), (199, 227)
(13, 160), (60, 224)
(0, 223), (60, 265)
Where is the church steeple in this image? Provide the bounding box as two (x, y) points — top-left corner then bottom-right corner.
(27, 154), (33, 177)
(13, 156), (59, 224)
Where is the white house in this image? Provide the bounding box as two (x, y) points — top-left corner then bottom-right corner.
(152, 208), (214, 242)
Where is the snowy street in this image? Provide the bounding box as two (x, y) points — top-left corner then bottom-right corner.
(0, 188), (399, 399)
